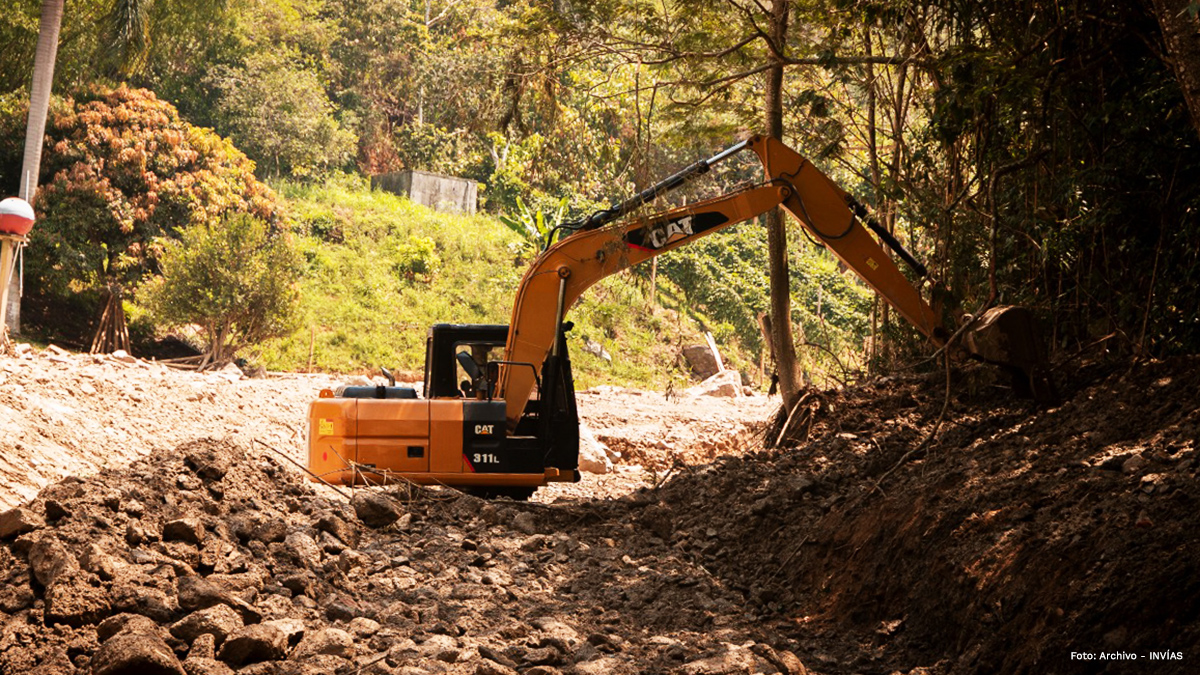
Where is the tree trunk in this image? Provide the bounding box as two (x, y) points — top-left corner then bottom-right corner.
(1150, 0), (1200, 139)
(8, 0), (65, 336)
(764, 0), (802, 406)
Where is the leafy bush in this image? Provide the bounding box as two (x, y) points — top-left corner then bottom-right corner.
(497, 195), (568, 252)
(392, 236), (441, 283)
(139, 213), (301, 366)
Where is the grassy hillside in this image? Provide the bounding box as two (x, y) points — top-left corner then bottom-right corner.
(254, 175), (751, 390)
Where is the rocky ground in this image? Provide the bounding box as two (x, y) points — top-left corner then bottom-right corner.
(0, 344), (1196, 675)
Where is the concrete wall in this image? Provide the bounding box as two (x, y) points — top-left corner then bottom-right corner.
(372, 169), (478, 215)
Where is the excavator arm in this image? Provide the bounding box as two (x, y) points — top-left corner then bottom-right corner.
(751, 136), (944, 341)
(497, 135), (949, 428)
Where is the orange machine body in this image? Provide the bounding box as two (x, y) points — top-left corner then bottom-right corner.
(309, 323), (577, 494)
(309, 395), (568, 488)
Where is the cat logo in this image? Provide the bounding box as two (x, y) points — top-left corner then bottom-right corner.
(646, 215), (695, 248)
(474, 424), (495, 435)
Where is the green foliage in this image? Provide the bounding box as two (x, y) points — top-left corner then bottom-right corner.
(140, 213), (302, 364)
(567, 273), (702, 391)
(497, 195), (567, 251)
(5, 0), (1199, 373)
(206, 51), (356, 177)
(391, 123), (482, 177)
(0, 86), (278, 330)
(260, 178), (528, 371)
(255, 179), (736, 387)
(392, 235), (441, 283)
(655, 224), (873, 384)
(483, 132), (545, 212)
(0, 3), (39, 94)
(656, 226), (770, 352)
(887, 0), (1200, 356)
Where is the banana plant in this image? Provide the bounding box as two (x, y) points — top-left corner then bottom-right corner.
(498, 196), (569, 251)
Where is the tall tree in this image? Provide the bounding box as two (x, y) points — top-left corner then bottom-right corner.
(761, 0), (803, 406)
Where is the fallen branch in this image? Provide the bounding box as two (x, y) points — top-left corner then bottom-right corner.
(253, 438), (350, 500)
(772, 391), (815, 448)
(760, 535), (811, 587)
(340, 651), (391, 675)
(157, 355), (206, 364)
(798, 340), (852, 385)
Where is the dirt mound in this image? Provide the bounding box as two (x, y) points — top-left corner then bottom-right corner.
(0, 346), (340, 508)
(0, 437), (807, 674)
(628, 358), (1200, 673)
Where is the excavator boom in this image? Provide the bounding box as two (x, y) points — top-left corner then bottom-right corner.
(498, 135), (949, 428)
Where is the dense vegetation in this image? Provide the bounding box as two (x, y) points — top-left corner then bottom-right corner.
(3, 0), (1199, 380)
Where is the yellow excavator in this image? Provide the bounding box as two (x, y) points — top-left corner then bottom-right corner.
(308, 135), (1051, 498)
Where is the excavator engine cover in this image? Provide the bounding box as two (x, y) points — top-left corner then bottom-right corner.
(962, 306), (1057, 403)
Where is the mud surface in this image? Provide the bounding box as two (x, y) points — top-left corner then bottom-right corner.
(0, 346), (1197, 674)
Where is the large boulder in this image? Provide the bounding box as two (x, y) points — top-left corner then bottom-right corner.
(681, 344), (721, 379)
(686, 370), (742, 398)
(578, 424), (613, 475)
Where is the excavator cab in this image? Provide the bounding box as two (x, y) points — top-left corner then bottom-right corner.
(424, 324), (505, 398)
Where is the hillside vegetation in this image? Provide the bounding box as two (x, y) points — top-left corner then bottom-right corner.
(256, 176), (754, 389)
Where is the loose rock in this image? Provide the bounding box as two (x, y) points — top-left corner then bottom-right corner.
(217, 623), (289, 667)
(164, 517), (207, 545)
(170, 604), (244, 646)
(351, 491), (403, 528)
(91, 632), (186, 675)
(0, 507), (44, 538)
